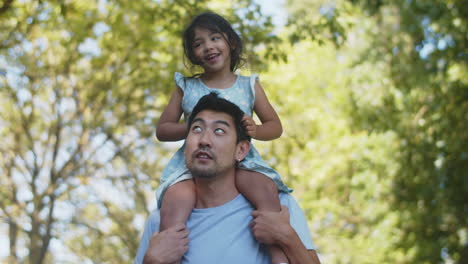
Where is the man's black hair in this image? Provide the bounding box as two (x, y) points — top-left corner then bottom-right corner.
(188, 92), (251, 143)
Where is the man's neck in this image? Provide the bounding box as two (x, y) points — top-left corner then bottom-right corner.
(193, 170), (239, 209)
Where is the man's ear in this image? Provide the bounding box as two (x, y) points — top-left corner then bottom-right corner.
(235, 140), (250, 161)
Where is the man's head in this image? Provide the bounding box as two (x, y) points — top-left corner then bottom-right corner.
(185, 93), (250, 179)
(188, 92), (250, 143)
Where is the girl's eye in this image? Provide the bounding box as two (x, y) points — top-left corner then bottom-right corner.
(193, 42), (201, 48)
(214, 128), (225, 135)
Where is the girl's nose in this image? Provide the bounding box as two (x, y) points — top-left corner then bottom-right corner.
(204, 41), (214, 51)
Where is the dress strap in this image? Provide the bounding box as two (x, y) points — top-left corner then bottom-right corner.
(174, 72), (186, 91)
(249, 73), (259, 100)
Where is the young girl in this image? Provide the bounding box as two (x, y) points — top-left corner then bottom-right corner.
(155, 12), (292, 264)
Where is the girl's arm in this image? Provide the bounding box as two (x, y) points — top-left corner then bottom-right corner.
(155, 86), (187, 142)
(250, 80), (283, 141)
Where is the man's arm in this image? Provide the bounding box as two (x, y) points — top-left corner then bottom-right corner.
(274, 218), (320, 264)
(251, 205), (320, 264)
(142, 224), (189, 264)
(134, 210), (188, 264)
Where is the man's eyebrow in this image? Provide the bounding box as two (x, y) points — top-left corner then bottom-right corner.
(191, 118), (230, 127)
(214, 120), (230, 127)
(192, 117), (205, 124)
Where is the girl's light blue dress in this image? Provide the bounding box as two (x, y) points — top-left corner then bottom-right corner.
(155, 72), (292, 207)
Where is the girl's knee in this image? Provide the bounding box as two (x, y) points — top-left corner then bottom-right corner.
(236, 169), (278, 193)
(166, 180), (196, 200)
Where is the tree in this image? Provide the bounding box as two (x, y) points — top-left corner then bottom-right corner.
(284, 0), (468, 262)
(344, 1), (467, 262)
(253, 37), (403, 263)
(0, 0), (284, 262)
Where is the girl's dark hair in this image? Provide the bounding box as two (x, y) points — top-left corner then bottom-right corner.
(183, 12), (244, 72)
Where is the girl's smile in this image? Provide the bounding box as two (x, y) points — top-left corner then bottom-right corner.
(205, 53), (220, 63)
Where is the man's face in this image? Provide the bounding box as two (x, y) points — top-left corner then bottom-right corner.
(185, 110), (239, 179)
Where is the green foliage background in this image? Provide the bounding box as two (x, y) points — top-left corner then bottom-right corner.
(1, 0), (466, 263)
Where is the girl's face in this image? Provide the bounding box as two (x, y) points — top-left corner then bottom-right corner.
(192, 27), (232, 74)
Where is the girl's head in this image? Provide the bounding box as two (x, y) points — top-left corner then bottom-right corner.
(183, 12), (244, 72)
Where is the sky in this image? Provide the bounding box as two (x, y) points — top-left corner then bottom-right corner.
(256, 0), (287, 27)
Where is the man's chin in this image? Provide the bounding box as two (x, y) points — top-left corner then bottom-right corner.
(191, 170), (216, 179)
(188, 166), (217, 179)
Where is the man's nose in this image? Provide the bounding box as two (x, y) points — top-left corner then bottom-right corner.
(198, 131), (211, 148)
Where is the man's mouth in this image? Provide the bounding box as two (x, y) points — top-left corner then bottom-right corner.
(194, 150), (214, 160)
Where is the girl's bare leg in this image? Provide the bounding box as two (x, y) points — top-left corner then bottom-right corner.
(160, 180), (196, 231)
(236, 169), (289, 264)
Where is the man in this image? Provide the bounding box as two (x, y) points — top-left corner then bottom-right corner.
(135, 93), (320, 264)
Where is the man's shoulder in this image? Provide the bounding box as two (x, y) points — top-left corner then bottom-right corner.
(278, 192), (299, 205)
(146, 193), (299, 227)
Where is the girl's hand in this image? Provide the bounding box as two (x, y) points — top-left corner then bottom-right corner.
(242, 114), (257, 138)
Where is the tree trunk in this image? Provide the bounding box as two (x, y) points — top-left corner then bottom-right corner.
(8, 220), (18, 262)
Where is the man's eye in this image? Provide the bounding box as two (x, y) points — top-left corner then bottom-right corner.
(192, 126), (202, 133)
(214, 128), (225, 135)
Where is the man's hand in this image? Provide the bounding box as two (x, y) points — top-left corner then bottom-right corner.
(241, 114), (257, 138)
(252, 206), (321, 264)
(250, 205), (292, 245)
(143, 224), (189, 264)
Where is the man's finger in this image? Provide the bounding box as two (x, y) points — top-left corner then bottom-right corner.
(150, 231), (160, 239)
(171, 223), (186, 231)
(180, 228), (190, 238)
(251, 210), (262, 218)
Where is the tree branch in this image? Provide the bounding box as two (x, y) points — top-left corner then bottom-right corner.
(0, 0), (14, 16)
